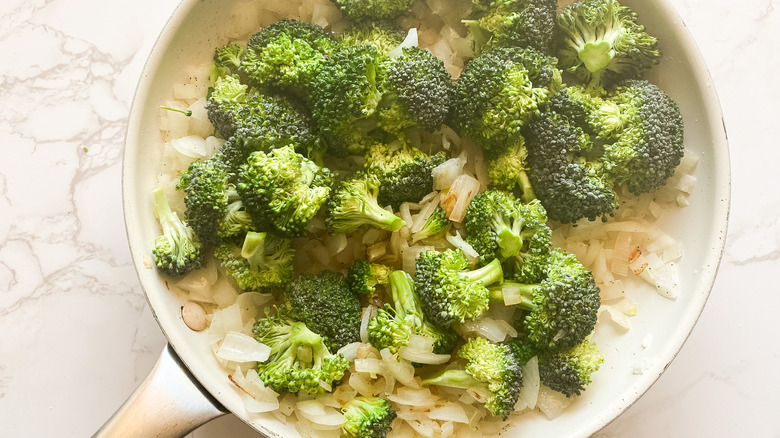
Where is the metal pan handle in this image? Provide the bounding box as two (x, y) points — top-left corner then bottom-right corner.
(92, 344), (228, 438)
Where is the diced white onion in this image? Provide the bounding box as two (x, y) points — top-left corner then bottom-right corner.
(337, 342), (362, 363)
(389, 28), (419, 58)
(229, 368), (279, 413)
(427, 402), (469, 423)
(432, 157), (467, 190)
(216, 331), (271, 363)
(536, 385), (574, 420)
(398, 346), (451, 365)
(388, 387), (438, 407)
(518, 356), (540, 409)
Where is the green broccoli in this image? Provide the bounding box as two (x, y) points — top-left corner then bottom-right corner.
(239, 18), (337, 97)
(368, 270), (459, 355)
(342, 396), (397, 438)
(463, 190), (551, 273)
(507, 336), (604, 397)
(538, 338), (604, 397)
(310, 44), (386, 157)
(326, 171), (406, 235)
(237, 145), (334, 237)
(209, 42), (245, 87)
(204, 74), (250, 139)
(252, 308), (349, 394)
(365, 143), (447, 210)
(346, 259), (393, 295)
(449, 46), (562, 154)
(489, 248), (600, 351)
(175, 155), (234, 246)
(330, 0), (415, 20)
(410, 206), (451, 243)
(414, 249), (504, 327)
(338, 20), (406, 55)
(600, 79), (685, 195)
(421, 337), (523, 419)
(377, 47), (453, 139)
(525, 81), (683, 223)
(151, 186), (202, 276)
(464, 0), (557, 55)
(205, 76), (324, 167)
(485, 140), (536, 204)
(555, 0), (661, 89)
(524, 107), (618, 224)
(213, 231), (295, 293)
(285, 270), (362, 352)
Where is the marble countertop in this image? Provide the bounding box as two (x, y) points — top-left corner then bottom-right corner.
(1, 0), (777, 436)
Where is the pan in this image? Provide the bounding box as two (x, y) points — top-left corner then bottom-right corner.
(96, 0), (731, 436)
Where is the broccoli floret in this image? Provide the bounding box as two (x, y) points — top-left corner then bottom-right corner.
(346, 259), (393, 295)
(326, 171), (406, 234)
(489, 248), (600, 350)
(213, 231), (295, 292)
(450, 46), (562, 154)
(330, 0), (415, 20)
(555, 0), (661, 89)
(464, 190), (551, 270)
(600, 79), (685, 195)
(151, 187), (202, 276)
(464, 0), (557, 55)
(237, 145), (334, 237)
(338, 21), (406, 55)
(204, 75), (250, 139)
(525, 81), (683, 223)
(411, 206), (451, 243)
(311, 44), (386, 157)
(377, 47), (453, 138)
(342, 396), (397, 438)
(239, 19), (337, 97)
(414, 249), (504, 327)
(209, 42), (245, 87)
(538, 338), (604, 397)
(485, 140), (536, 203)
(421, 337), (523, 419)
(524, 108), (618, 223)
(365, 143), (447, 210)
(285, 270), (362, 352)
(175, 156), (233, 246)
(368, 270), (459, 355)
(252, 309), (349, 394)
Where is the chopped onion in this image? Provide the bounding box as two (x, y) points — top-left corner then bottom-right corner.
(458, 317), (517, 343)
(432, 157), (466, 190)
(216, 331), (271, 363)
(355, 358), (384, 378)
(426, 402), (469, 423)
(296, 399), (346, 428)
(398, 346), (451, 365)
(518, 356), (540, 409)
(360, 305), (375, 343)
(445, 230), (478, 261)
(537, 385), (574, 420)
(169, 135), (209, 159)
(337, 342), (362, 362)
(389, 28), (419, 58)
(380, 349), (417, 387)
(388, 387), (438, 407)
(440, 174), (481, 222)
(229, 368), (279, 413)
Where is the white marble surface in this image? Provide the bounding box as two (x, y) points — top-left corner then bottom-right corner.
(0, 0), (777, 436)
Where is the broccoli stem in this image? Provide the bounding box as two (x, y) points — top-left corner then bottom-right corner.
(389, 270), (423, 326)
(241, 231), (267, 270)
(153, 187), (189, 245)
(361, 201), (406, 232)
(459, 258), (504, 288)
(420, 369), (489, 393)
(488, 281), (539, 310)
(159, 105), (192, 116)
(516, 170), (536, 204)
